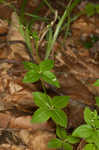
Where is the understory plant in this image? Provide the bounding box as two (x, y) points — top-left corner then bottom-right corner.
(72, 107), (99, 150)
(48, 107), (99, 150)
(23, 59), (99, 150)
(23, 59), (69, 128)
(20, 1), (99, 150)
(48, 126), (80, 150)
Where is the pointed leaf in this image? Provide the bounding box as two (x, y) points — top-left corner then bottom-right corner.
(31, 108), (51, 123)
(23, 62), (39, 71)
(93, 79), (99, 86)
(96, 5), (99, 14)
(94, 120), (99, 128)
(56, 126), (67, 139)
(72, 125), (94, 138)
(23, 70), (40, 83)
(52, 96), (69, 109)
(39, 59), (54, 72)
(84, 144), (96, 150)
(84, 107), (93, 125)
(66, 135), (80, 144)
(42, 71), (60, 88)
(90, 130), (99, 148)
(33, 92), (51, 108)
(85, 3), (96, 17)
(84, 107), (98, 126)
(48, 138), (62, 149)
(51, 109), (67, 127)
(95, 96), (99, 107)
(86, 130), (99, 144)
(63, 143), (73, 150)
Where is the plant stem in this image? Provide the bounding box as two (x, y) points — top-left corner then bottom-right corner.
(40, 79), (47, 94)
(45, 0), (73, 60)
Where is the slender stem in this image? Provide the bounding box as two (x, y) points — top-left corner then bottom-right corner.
(45, 0), (73, 60)
(35, 41), (41, 64)
(40, 79), (47, 94)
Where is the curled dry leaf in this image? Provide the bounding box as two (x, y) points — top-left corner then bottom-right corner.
(19, 129), (56, 150)
(0, 19), (8, 36)
(0, 144), (26, 150)
(7, 12), (30, 61)
(0, 112), (54, 131)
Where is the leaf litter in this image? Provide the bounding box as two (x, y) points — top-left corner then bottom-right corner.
(0, 0), (99, 150)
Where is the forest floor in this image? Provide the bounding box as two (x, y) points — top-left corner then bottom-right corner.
(0, 0), (99, 150)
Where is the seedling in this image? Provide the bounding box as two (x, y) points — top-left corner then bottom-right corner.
(23, 59), (70, 127)
(19, 1), (99, 149)
(72, 107), (99, 150)
(48, 126), (79, 150)
(32, 92), (69, 127)
(23, 59), (60, 88)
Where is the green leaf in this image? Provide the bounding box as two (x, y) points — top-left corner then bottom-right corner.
(33, 92), (51, 108)
(26, 13), (49, 22)
(84, 107), (93, 125)
(32, 31), (39, 41)
(83, 41), (93, 49)
(63, 143), (73, 150)
(94, 120), (99, 129)
(23, 70), (40, 83)
(52, 96), (69, 109)
(66, 135), (80, 144)
(86, 130), (99, 145)
(72, 125), (94, 138)
(23, 62), (39, 71)
(48, 138), (62, 149)
(42, 71), (60, 88)
(25, 25), (33, 52)
(93, 80), (99, 86)
(0, 0), (5, 3)
(20, 0), (27, 23)
(84, 144), (96, 150)
(96, 5), (99, 14)
(86, 136), (95, 144)
(95, 96), (99, 107)
(31, 108), (51, 123)
(56, 126), (67, 139)
(84, 107), (98, 126)
(92, 130), (99, 148)
(85, 3), (96, 17)
(39, 59), (54, 72)
(51, 109), (67, 127)
(45, 28), (53, 60)
(69, 0), (81, 12)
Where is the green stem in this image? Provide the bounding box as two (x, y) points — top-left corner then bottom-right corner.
(41, 79), (47, 94)
(45, 0), (73, 59)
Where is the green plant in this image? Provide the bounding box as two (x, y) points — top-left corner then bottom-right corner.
(23, 59), (60, 88)
(72, 107), (99, 150)
(48, 126), (79, 150)
(85, 3), (99, 17)
(45, 0), (81, 59)
(32, 92), (69, 127)
(19, 1), (99, 149)
(23, 59), (69, 127)
(19, 0), (28, 24)
(0, 0), (5, 3)
(82, 35), (99, 49)
(93, 80), (99, 107)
